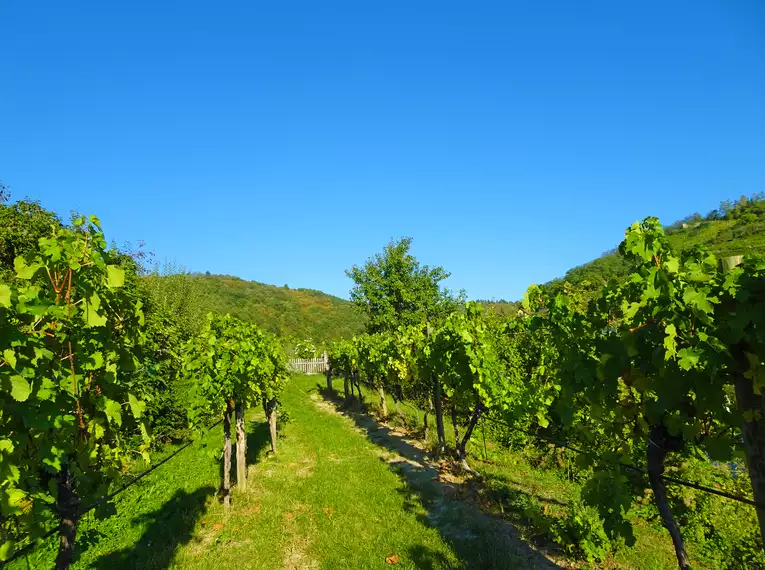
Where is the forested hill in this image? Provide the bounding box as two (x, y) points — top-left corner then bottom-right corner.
(547, 194), (765, 295)
(177, 274), (365, 342)
(481, 194), (765, 312)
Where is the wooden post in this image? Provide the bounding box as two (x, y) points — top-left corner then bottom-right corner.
(434, 376), (446, 457)
(235, 401), (246, 492)
(222, 400), (234, 507)
(378, 385), (388, 417)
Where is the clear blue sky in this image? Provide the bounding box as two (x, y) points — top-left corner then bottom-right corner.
(2, 1), (764, 301)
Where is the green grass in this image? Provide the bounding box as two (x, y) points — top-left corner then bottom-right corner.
(11, 374), (720, 569)
(13, 375), (557, 569)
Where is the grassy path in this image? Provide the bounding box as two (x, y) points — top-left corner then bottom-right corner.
(11, 374), (560, 569)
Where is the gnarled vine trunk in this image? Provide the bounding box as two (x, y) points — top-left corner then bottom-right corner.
(343, 373), (350, 403)
(647, 425), (690, 570)
(326, 368), (333, 392)
(55, 467), (79, 570)
(222, 400), (234, 507)
(263, 397), (278, 454)
(451, 407), (460, 444)
(235, 401), (247, 492)
(433, 376), (446, 456)
(734, 373), (765, 542)
(456, 404), (484, 472)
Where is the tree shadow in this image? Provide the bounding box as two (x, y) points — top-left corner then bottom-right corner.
(92, 486), (215, 570)
(317, 391), (567, 569)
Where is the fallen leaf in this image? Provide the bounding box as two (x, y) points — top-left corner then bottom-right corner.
(385, 554), (399, 564)
(213, 523), (224, 531)
(322, 507), (334, 519)
(200, 520), (208, 525)
(285, 512), (295, 521)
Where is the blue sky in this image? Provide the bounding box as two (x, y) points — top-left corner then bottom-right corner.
(1, 1), (764, 301)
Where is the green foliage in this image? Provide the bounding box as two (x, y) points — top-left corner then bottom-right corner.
(550, 499), (611, 562)
(183, 314), (288, 421)
(346, 237), (460, 334)
(0, 216), (149, 558)
(0, 198), (62, 282)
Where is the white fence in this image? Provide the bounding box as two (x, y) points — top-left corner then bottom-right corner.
(289, 354), (328, 375)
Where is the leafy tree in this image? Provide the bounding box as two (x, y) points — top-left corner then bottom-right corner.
(346, 237), (459, 334)
(0, 196), (62, 282)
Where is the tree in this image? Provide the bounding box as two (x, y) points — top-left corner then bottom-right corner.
(346, 237), (459, 334)
(0, 196), (62, 281)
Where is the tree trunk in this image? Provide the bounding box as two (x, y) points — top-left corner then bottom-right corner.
(451, 406), (460, 445)
(264, 398), (278, 454)
(326, 368), (333, 392)
(735, 373), (765, 542)
(433, 376), (446, 456)
(647, 425), (690, 570)
(55, 467), (79, 570)
(222, 400), (233, 507)
(423, 409), (429, 439)
(456, 404), (483, 472)
(343, 373), (350, 403)
(235, 401), (246, 492)
(378, 385), (388, 417)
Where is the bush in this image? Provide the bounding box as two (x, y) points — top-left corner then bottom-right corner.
(550, 499), (611, 562)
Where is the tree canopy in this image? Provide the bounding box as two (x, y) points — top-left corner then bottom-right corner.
(346, 237), (458, 334)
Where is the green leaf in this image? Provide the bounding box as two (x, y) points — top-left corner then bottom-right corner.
(682, 288), (715, 315)
(14, 257), (43, 280)
(663, 323), (677, 359)
(128, 393), (145, 419)
(2, 488), (26, 516)
(9, 375), (31, 401)
(0, 537), (14, 561)
(0, 284), (11, 308)
(84, 293), (107, 327)
(677, 348), (701, 371)
(3, 349), (16, 370)
(106, 265), (125, 288)
(102, 397), (123, 426)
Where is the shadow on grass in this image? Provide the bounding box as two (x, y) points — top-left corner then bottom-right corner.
(316, 383), (565, 569)
(92, 486), (215, 570)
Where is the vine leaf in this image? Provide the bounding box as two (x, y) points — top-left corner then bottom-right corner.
(0, 285), (10, 307)
(14, 257), (42, 280)
(9, 375), (31, 402)
(128, 393), (145, 419)
(106, 265), (125, 288)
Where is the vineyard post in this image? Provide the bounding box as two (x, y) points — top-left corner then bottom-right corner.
(433, 375), (446, 456)
(378, 382), (388, 417)
(235, 401), (247, 492)
(222, 400), (234, 507)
